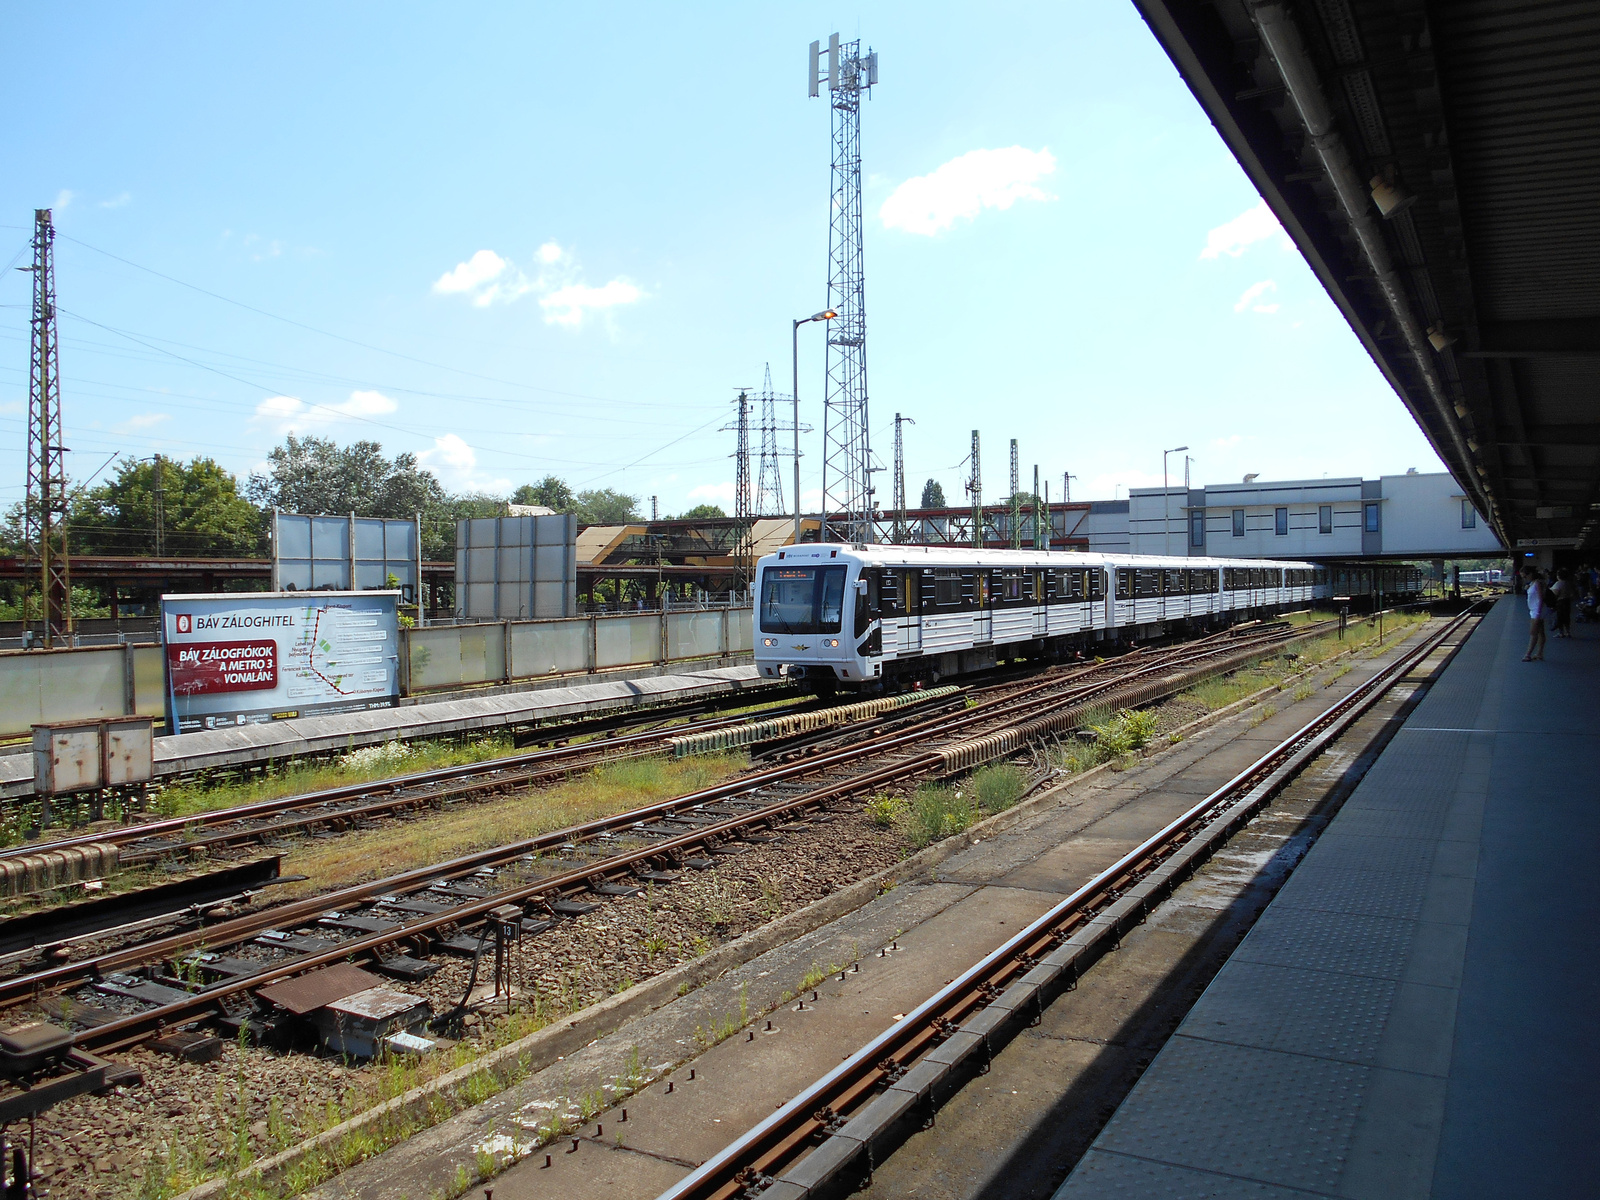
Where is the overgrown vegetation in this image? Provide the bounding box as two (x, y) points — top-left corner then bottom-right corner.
(901, 763), (1029, 848)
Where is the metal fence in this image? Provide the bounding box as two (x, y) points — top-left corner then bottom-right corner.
(0, 607), (753, 739)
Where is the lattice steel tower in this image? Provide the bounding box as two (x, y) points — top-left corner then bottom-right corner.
(966, 430), (982, 548)
(24, 209), (71, 646)
(755, 364), (786, 517)
(721, 391), (754, 582)
(810, 34), (879, 543)
(892, 412), (913, 543)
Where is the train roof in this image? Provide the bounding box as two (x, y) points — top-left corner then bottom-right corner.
(757, 544), (1321, 572)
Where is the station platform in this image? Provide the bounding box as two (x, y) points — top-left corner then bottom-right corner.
(1057, 596), (1598, 1198)
(0, 664), (769, 799)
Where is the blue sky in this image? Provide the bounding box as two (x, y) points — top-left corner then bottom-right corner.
(0, 1), (1445, 520)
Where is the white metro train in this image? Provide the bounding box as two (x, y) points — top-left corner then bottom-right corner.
(753, 544), (1334, 690)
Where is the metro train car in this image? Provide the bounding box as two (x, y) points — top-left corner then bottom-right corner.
(753, 544), (1332, 689)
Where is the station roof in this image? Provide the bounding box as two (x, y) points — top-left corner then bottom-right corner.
(1133, 0), (1600, 554)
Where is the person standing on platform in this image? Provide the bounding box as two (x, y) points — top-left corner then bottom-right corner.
(1522, 567), (1547, 661)
(1550, 568), (1574, 637)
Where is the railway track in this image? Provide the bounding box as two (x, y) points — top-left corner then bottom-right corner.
(2, 619), (1323, 1066)
(653, 603), (1482, 1200)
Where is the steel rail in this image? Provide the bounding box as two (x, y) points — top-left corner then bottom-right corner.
(27, 627), (1315, 1047)
(654, 605), (1483, 1200)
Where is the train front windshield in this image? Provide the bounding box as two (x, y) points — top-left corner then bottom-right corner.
(760, 566), (846, 635)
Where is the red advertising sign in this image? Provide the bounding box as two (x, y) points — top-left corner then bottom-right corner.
(168, 640), (278, 696)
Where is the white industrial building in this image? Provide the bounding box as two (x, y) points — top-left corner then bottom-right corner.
(1126, 471), (1503, 560)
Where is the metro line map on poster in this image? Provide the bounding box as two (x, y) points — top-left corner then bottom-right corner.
(162, 591), (400, 734)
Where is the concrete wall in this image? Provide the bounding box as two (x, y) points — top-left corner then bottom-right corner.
(1378, 472), (1503, 556)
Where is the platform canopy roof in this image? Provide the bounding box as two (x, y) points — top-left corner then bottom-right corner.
(1133, 0), (1600, 555)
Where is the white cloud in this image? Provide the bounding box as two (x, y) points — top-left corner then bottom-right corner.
(1200, 200), (1284, 260)
(54, 189), (73, 212)
(1212, 434), (1244, 448)
(418, 433), (510, 492)
(1233, 279), (1279, 314)
(540, 280), (644, 327)
(99, 192), (132, 209)
(433, 241), (643, 325)
(422, 432), (475, 472)
(688, 481), (735, 504)
(116, 412), (170, 432)
(880, 146), (1057, 236)
(251, 389), (398, 434)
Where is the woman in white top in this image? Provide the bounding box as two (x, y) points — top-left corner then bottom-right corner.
(1522, 567), (1546, 661)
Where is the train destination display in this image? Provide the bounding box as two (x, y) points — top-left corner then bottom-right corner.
(161, 591), (401, 734)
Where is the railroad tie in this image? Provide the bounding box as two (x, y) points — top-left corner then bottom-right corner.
(668, 686), (961, 758)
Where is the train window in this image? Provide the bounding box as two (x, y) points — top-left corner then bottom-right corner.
(1090, 570), (1106, 600)
(933, 570), (962, 607)
(1002, 569), (1024, 602)
(759, 565), (846, 635)
(1117, 568), (1133, 598)
(1136, 569), (1161, 598)
(1163, 569), (1185, 595)
(1319, 505), (1333, 534)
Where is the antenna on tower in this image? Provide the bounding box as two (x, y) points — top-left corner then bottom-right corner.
(809, 32), (878, 544)
(720, 391), (754, 587)
(1009, 439), (1021, 549)
(965, 430), (982, 548)
(24, 208), (71, 647)
(892, 413), (914, 543)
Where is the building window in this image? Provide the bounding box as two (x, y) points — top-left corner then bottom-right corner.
(1364, 502), (1380, 533)
(1275, 507), (1289, 536)
(1232, 509), (1245, 538)
(1319, 505), (1333, 534)
(1461, 500), (1477, 529)
(1190, 510), (1205, 547)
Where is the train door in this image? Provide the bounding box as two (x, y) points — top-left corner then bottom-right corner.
(976, 571), (993, 642)
(1033, 570), (1048, 638)
(902, 569), (922, 653)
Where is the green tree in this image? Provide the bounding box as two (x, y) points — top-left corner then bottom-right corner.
(70, 456), (264, 556)
(246, 436), (446, 518)
(680, 503), (727, 520)
(512, 475), (575, 511)
(574, 488), (640, 524)
(920, 479), (947, 508)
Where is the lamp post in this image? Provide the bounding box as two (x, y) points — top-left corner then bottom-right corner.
(1163, 444), (1189, 555)
(791, 310), (836, 543)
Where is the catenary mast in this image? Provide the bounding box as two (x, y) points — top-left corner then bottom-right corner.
(809, 34), (878, 543)
(24, 209), (71, 647)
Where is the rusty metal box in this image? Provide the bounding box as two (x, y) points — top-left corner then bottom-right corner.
(102, 717), (154, 786)
(32, 721), (104, 797)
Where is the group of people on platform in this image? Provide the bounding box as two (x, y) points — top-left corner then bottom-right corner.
(1519, 564), (1597, 661)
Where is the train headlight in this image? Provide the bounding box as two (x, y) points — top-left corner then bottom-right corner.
(762, 638), (776, 647)
(825, 638), (839, 648)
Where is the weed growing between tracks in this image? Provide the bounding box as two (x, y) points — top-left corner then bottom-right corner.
(903, 764), (1029, 848)
(273, 753), (747, 897)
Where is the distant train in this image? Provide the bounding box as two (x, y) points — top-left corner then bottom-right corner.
(754, 545), (1420, 689)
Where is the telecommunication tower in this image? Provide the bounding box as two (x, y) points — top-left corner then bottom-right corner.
(809, 33), (879, 543)
(892, 413), (914, 542)
(966, 430), (982, 548)
(1009, 439), (1021, 549)
(24, 208), (71, 647)
(720, 391), (754, 580)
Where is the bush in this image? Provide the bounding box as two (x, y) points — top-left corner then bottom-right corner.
(971, 764), (1027, 813)
(863, 793), (905, 828)
(1089, 709), (1155, 756)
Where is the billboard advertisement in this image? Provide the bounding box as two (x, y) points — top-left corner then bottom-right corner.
(161, 591), (400, 734)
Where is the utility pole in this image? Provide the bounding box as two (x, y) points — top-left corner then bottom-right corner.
(1009, 439), (1021, 549)
(24, 208), (71, 647)
(1042, 479), (1052, 551)
(966, 430), (982, 548)
(892, 413), (914, 543)
(651, 495), (658, 521)
(755, 364), (786, 516)
(720, 391), (754, 586)
(1033, 464), (1044, 550)
(810, 33), (879, 543)
(152, 455), (166, 557)
(1063, 471), (1078, 504)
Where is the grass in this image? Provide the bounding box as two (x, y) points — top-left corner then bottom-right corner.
(272, 753), (745, 898)
(903, 763), (1029, 848)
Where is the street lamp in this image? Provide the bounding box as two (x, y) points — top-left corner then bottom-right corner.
(1163, 445), (1189, 556)
(792, 310), (836, 542)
